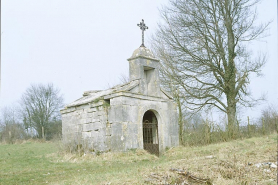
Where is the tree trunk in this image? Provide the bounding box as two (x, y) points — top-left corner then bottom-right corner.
(42, 127), (45, 140)
(37, 125), (42, 138)
(177, 93), (183, 145)
(227, 97), (237, 139)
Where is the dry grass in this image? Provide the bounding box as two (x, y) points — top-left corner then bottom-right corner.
(144, 134), (277, 184)
(56, 134), (277, 184)
(56, 148), (158, 164)
(0, 134), (277, 184)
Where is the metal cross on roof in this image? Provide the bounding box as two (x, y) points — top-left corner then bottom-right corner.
(137, 19), (148, 47)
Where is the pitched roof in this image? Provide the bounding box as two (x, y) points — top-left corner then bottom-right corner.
(66, 79), (140, 107)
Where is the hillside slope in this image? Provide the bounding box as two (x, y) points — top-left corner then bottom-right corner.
(0, 134), (277, 184)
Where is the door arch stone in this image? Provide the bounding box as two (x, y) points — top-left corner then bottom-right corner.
(142, 110), (159, 156)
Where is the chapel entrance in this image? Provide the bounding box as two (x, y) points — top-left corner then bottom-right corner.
(143, 110), (159, 156)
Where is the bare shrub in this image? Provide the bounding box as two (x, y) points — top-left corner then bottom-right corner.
(0, 105), (28, 144)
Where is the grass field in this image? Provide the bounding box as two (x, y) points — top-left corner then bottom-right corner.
(0, 134), (277, 185)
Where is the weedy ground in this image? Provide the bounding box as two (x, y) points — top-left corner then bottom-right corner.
(0, 134), (277, 185)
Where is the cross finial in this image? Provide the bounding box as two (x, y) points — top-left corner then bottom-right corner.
(137, 19), (148, 47)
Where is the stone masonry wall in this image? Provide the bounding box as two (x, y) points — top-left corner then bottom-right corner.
(61, 94), (179, 154)
(61, 100), (109, 152)
(107, 94), (179, 154)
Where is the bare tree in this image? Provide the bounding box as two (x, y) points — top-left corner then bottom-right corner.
(20, 83), (64, 139)
(0, 105), (26, 143)
(259, 105), (278, 133)
(152, 0), (269, 137)
(160, 71), (186, 144)
(1, 106), (18, 126)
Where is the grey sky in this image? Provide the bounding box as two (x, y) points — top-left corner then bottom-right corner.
(1, 0), (277, 122)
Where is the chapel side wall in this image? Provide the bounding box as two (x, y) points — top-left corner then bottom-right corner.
(165, 100), (179, 147)
(61, 106), (84, 145)
(61, 101), (109, 152)
(79, 101), (109, 152)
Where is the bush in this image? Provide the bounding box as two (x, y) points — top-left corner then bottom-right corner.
(181, 106), (278, 146)
(45, 120), (62, 140)
(0, 123), (28, 144)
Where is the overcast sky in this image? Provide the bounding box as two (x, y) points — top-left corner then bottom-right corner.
(1, 0), (277, 123)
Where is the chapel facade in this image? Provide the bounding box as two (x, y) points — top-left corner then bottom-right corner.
(61, 21), (179, 156)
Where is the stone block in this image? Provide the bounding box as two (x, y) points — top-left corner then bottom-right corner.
(110, 135), (124, 151)
(85, 118), (92, 123)
(80, 118), (87, 124)
(110, 97), (123, 106)
(124, 97), (139, 106)
(91, 128), (106, 152)
(111, 122), (122, 136)
(82, 131), (91, 139)
(99, 113), (108, 122)
(97, 109), (105, 116)
(60, 109), (67, 114)
(91, 118), (100, 123)
(87, 107), (97, 113)
(89, 111), (97, 119)
(88, 112), (93, 118)
(66, 107), (76, 113)
(108, 105), (124, 122)
(83, 123), (93, 132)
(122, 105), (139, 122)
(124, 124), (139, 150)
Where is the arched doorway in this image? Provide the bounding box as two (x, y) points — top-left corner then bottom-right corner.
(142, 110), (159, 156)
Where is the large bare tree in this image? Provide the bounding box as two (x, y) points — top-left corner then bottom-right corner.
(20, 83), (64, 139)
(153, 0), (269, 137)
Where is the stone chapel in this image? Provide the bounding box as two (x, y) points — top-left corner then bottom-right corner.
(61, 20), (179, 156)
